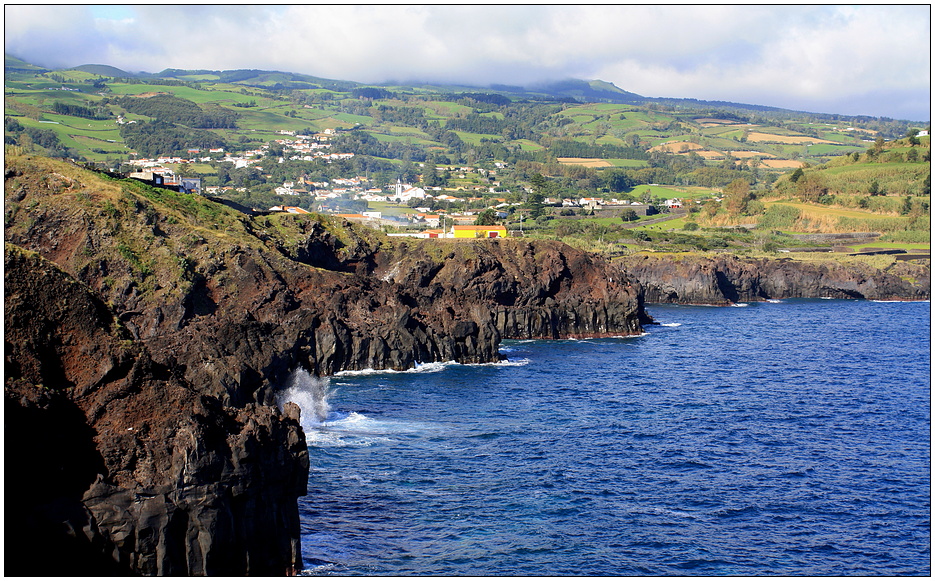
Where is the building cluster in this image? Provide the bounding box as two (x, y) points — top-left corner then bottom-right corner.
(125, 128), (354, 171)
(127, 167), (202, 194)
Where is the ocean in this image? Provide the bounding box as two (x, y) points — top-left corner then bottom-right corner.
(285, 299), (931, 576)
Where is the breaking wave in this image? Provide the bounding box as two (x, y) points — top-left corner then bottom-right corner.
(335, 358), (530, 377)
(276, 368), (334, 430)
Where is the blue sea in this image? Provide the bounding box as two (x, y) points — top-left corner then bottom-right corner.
(286, 299), (931, 576)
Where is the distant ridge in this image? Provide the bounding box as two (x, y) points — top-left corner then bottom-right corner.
(5, 54), (924, 121)
(525, 79), (645, 104)
(71, 63), (136, 77)
(5, 54), (48, 74)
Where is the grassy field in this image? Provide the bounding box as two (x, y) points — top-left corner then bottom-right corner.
(605, 159), (648, 168)
(515, 139), (545, 151)
(451, 130), (502, 145)
(628, 184), (692, 199)
(804, 143), (865, 155)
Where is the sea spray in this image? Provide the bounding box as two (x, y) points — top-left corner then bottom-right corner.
(277, 368), (333, 430)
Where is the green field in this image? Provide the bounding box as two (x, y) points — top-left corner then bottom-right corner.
(451, 130), (501, 145)
(628, 184), (689, 200)
(606, 159), (648, 168)
(515, 139), (545, 151)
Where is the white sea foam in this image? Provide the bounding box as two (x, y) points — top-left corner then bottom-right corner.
(475, 357), (531, 367)
(766, 299), (783, 303)
(660, 322), (682, 327)
(335, 358), (530, 376)
(276, 368), (334, 430)
(335, 361), (454, 376)
(730, 302), (749, 307)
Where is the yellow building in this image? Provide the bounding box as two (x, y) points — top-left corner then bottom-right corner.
(451, 225), (508, 238)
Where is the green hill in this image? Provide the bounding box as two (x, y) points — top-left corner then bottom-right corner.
(4, 54), (929, 255)
(71, 63), (136, 77)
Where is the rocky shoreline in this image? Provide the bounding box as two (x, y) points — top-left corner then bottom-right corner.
(615, 253), (929, 305)
(4, 155), (645, 575)
(4, 155), (929, 575)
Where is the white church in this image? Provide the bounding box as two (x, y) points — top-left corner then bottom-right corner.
(389, 179), (428, 203)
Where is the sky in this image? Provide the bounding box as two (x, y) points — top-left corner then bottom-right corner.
(4, 4), (931, 121)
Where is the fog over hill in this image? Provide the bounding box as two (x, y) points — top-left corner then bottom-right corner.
(4, 5), (929, 121)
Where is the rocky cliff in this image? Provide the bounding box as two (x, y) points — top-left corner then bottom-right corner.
(5, 246), (309, 575)
(615, 253), (930, 304)
(4, 154), (646, 574)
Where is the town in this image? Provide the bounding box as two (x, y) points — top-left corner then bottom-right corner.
(123, 128), (685, 239)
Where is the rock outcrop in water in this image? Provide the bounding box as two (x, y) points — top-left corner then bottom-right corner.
(4, 154), (646, 575)
(615, 253), (930, 304)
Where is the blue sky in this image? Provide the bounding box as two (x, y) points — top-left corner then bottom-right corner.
(4, 4), (931, 121)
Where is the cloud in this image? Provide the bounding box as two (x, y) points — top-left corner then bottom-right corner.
(4, 5), (930, 120)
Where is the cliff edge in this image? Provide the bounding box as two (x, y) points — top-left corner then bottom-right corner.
(615, 253), (929, 304)
(4, 154), (646, 574)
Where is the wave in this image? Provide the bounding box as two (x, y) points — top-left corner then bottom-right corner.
(659, 322), (682, 327)
(766, 299), (782, 303)
(335, 361), (452, 376)
(276, 369), (333, 428)
(335, 358), (530, 377)
(730, 302), (749, 307)
(305, 409), (440, 449)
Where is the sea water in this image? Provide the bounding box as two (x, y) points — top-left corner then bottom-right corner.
(289, 299), (930, 576)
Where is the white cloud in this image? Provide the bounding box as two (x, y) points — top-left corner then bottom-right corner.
(4, 4), (929, 120)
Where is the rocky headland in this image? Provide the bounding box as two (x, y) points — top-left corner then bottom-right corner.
(5, 154), (928, 575)
(615, 253), (929, 304)
(4, 154), (645, 575)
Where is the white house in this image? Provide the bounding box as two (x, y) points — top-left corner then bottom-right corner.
(579, 197), (603, 209)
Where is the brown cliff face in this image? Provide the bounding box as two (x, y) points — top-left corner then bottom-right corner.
(4, 155), (647, 574)
(5, 247), (308, 575)
(615, 254), (930, 304)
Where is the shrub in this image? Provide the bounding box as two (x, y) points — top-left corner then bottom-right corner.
(757, 204), (801, 229)
(879, 230), (931, 243)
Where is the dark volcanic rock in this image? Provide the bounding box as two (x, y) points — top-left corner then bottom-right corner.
(4, 155), (647, 575)
(5, 247), (308, 575)
(616, 253), (930, 304)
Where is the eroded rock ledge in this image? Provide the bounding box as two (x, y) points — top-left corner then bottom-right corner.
(615, 253), (930, 304)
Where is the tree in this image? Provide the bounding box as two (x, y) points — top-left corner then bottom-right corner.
(603, 169), (633, 192)
(529, 173), (549, 193)
(796, 173), (828, 203)
(901, 195), (913, 215)
(621, 209), (639, 222)
(724, 178), (751, 215)
(474, 208), (498, 226)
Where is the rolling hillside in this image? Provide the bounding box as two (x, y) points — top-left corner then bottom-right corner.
(4, 55), (930, 255)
